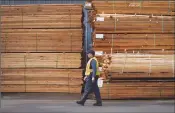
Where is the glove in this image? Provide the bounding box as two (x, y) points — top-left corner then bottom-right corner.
(92, 77), (95, 83)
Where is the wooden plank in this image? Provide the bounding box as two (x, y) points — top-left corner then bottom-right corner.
(91, 1), (175, 15)
(0, 85), (25, 92)
(93, 34), (174, 39)
(97, 53), (174, 79)
(110, 72), (174, 78)
(1, 53), (82, 68)
(1, 29), (83, 52)
(25, 84), (69, 92)
(1, 69), (83, 93)
(1, 4), (83, 16)
(1, 69), (25, 85)
(94, 18), (174, 33)
(100, 81), (175, 99)
(107, 53), (174, 73)
(69, 85), (82, 93)
(1, 15), (82, 29)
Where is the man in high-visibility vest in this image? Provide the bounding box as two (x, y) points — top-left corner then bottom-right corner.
(76, 50), (102, 106)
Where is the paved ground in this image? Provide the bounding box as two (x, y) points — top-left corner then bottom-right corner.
(0, 93), (174, 113)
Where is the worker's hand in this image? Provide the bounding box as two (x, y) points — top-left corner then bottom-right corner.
(84, 76), (87, 81)
(92, 77), (95, 83)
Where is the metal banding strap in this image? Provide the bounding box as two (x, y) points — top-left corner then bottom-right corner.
(139, 0), (143, 9)
(114, 13), (117, 32)
(149, 55), (152, 76)
(111, 34), (114, 55)
(4, 34), (7, 51)
(107, 82), (110, 99)
(24, 54), (27, 92)
(68, 72), (70, 93)
(162, 15), (164, 33)
(70, 9), (72, 52)
(172, 56), (174, 77)
(112, 0), (115, 14)
(121, 53), (127, 73)
(36, 33), (38, 52)
(168, 0), (171, 13)
(56, 53), (59, 68)
(154, 34), (156, 49)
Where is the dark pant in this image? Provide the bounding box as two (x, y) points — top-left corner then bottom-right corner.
(80, 75), (102, 103)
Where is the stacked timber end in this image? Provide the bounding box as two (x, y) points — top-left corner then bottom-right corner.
(88, 0), (175, 99)
(1, 4), (84, 93)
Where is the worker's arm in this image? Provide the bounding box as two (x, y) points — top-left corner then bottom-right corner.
(91, 59), (97, 79)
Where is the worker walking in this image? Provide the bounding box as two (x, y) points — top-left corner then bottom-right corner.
(76, 50), (102, 106)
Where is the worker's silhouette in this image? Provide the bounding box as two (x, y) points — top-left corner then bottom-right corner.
(76, 50), (102, 106)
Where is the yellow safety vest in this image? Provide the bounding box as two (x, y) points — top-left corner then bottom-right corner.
(85, 57), (100, 76)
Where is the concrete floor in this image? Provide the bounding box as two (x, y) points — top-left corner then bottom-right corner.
(0, 93), (174, 113)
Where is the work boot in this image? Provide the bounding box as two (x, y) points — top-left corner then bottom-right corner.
(76, 101), (84, 106)
(93, 102), (102, 106)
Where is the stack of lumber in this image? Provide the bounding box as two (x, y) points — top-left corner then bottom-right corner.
(1, 53), (82, 68)
(92, 15), (174, 53)
(1, 29), (83, 52)
(90, 0), (175, 15)
(0, 4), (83, 93)
(102, 53), (174, 78)
(89, 0), (175, 99)
(1, 4), (83, 52)
(89, 0), (175, 53)
(100, 81), (175, 99)
(94, 15), (174, 33)
(1, 4), (82, 29)
(1, 69), (83, 93)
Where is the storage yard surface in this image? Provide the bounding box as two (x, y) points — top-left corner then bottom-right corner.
(0, 93), (174, 113)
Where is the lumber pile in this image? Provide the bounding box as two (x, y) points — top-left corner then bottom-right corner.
(88, 0), (175, 53)
(100, 53), (174, 78)
(0, 4), (84, 93)
(88, 0), (175, 99)
(93, 15), (174, 34)
(1, 4), (83, 52)
(1, 69), (83, 93)
(1, 4), (82, 29)
(1, 53), (81, 69)
(100, 81), (175, 99)
(88, 0), (175, 15)
(1, 29), (83, 52)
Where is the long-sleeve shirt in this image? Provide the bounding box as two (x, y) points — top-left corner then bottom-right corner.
(90, 59), (97, 78)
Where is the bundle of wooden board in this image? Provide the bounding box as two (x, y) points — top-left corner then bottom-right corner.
(1, 4), (84, 94)
(1, 53), (82, 69)
(1, 4), (83, 16)
(93, 33), (174, 53)
(90, 0), (175, 15)
(1, 69), (83, 93)
(93, 14), (174, 34)
(98, 53), (174, 78)
(100, 81), (175, 99)
(1, 29), (83, 52)
(1, 4), (83, 29)
(88, 0), (175, 100)
(89, 1), (175, 53)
